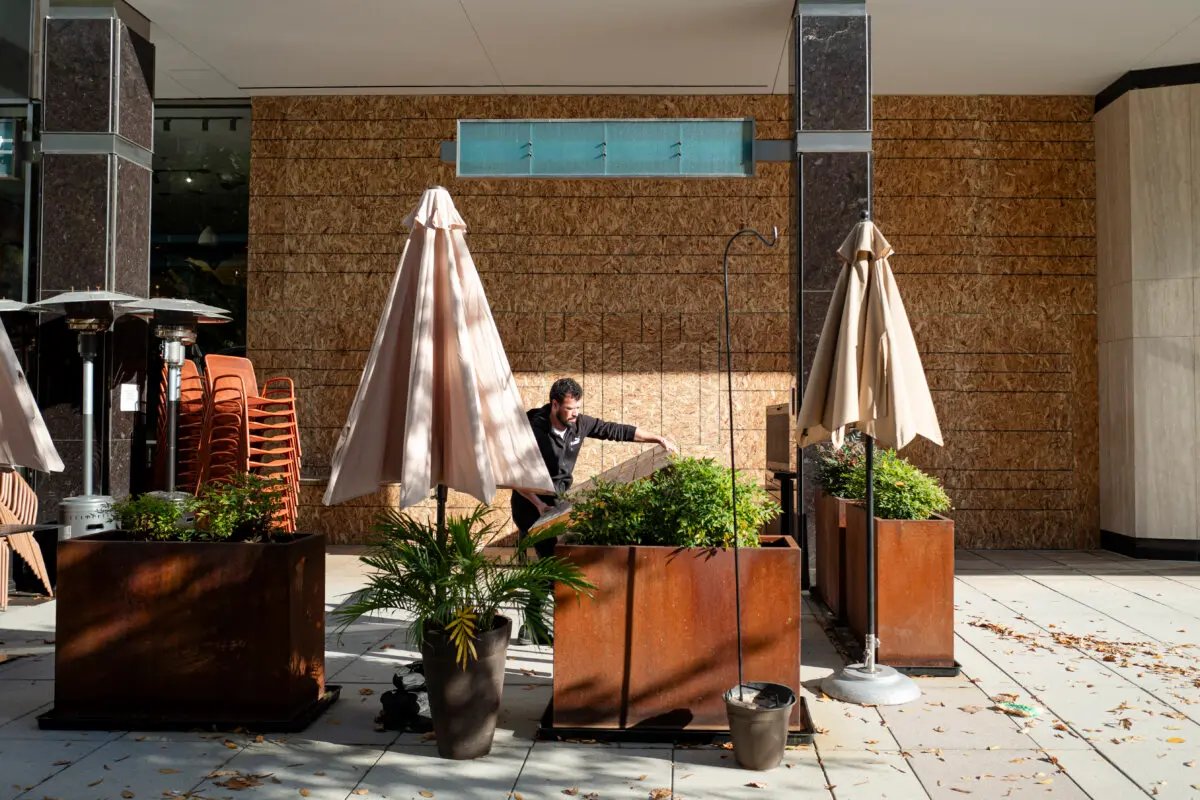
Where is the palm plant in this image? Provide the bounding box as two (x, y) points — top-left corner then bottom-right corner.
(332, 506), (593, 668)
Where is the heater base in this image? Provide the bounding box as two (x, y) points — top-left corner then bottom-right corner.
(58, 495), (114, 540)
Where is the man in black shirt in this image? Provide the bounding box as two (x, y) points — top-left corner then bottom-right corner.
(511, 377), (676, 642)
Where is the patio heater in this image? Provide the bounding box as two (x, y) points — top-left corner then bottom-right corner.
(121, 298), (230, 502)
(29, 290), (145, 538)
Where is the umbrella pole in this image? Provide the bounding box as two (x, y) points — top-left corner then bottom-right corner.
(864, 435), (877, 673)
(436, 483), (447, 539)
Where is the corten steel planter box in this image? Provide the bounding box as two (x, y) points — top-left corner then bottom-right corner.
(553, 536), (802, 731)
(844, 504), (955, 669)
(814, 490), (850, 620)
(40, 531), (333, 731)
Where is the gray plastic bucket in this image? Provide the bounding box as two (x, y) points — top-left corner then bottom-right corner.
(724, 682), (797, 771)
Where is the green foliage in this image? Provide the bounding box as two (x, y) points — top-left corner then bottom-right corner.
(845, 447), (952, 521)
(570, 456), (781, 548)
(109, 494), (191, 541)
(331, 508), (593, 669)
(814, 431), (866, 499)
(193, 472), (287, 542)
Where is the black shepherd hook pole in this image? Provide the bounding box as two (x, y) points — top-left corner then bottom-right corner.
(723, 225), (779, 701)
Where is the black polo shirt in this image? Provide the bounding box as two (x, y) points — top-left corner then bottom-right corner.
(510, 403), (636, 533)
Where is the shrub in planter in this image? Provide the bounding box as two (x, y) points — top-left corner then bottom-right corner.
(844, 446), (951, 521)
(553, 456), (801, 731)
(333, 508), (592, 759)
(45, 473), (329, 732)
(811, 432), (866, 618)
(843, 448), (956, 668)
(570, 456), (779, 548)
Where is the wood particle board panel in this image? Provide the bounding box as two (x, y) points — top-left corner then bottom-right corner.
(250, 93), (1097, 548)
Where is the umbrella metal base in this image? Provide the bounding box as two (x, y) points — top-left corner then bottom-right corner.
(821, 664), (922, 706)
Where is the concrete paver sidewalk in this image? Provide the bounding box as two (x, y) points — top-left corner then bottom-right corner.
(1, 549), (1197, 799)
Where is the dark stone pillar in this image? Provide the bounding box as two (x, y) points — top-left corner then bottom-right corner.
(35, 2), (154, 510)
(793, 1), (871, 580)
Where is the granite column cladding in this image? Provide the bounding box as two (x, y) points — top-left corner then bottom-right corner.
(793, 4), (871, 570)
(36, 5), (154, 508)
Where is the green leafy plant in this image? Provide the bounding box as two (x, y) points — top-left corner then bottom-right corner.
(331, 507), (593, 669)
(845, 447), (952, 521)
(570, 456), (781, 548)
(193, 472), (287, 542)
(814, 431), (866, 499)
(109, 494), (191, 541)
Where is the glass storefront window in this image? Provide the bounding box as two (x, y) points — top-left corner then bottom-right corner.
(151, 104), (250, 355)
(0, 0), (33, 101)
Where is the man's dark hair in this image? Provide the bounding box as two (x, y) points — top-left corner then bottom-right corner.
(550, 377), (583, 405)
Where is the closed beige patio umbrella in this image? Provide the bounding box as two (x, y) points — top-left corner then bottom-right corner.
(798, 218), (942, 452)
(0, 313), (63, 474)
(322, 187), (554, 525)
(797, 216), (942, 707)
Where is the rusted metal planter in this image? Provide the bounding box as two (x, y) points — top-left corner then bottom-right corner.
(814, 490), (851, 620)
(552, 536), (802, 731)
(844, 504), (955, 669)
(40, 531), (333, 731)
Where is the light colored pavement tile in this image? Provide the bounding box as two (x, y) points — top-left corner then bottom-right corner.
(355, 741), (530, 799)
(0, 655), (53, 681)
(494, 682), (550, 745)
(26, 739), (242, 800)
(672, 745), (828, 799)
(907, 748), (1090, 799)
(804, 689), (895, 753)
(513, 742), (670, 798)
(0, 678), (52, 727)
(291, 683), (400, 748)
(877, 686), (1037, 751)
(1043, 749), (1146, 800)
(816, 749), (929, 799)
(211, 739), (387, 799)
(0, 738), (111, 800)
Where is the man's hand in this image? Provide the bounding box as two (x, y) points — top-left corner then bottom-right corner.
(654, 435), (679, 455)
(633, 427), (678, 454)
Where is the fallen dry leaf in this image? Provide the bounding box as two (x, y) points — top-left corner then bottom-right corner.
(419, 793), (434, 799)
(255, 735), (265, 743)
(224, 740), (239, 750)
(52, 761), (71, 766)
(649, 789), (673, 799)
(88, 779), (104, 787)
(959, 706), (982, 714)
(359, 688), (375, 696)
(122, 792), (135, 799)
(745, 781), (768, 788)
(563, 790), (579, 797)
(353, 791), (369, 797)
(636, 775), (647, 781)
(158, 769), (180, 775)
(299, 791), (311, 798)
(1168, 738), (1187, 744)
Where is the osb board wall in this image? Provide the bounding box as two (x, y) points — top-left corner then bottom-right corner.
(247, 95), (795, 543)
(247, 94), (1099, 549)
(873, 96), (1098, 549)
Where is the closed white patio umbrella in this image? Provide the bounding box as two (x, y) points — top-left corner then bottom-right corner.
(323, 187), (553, 527)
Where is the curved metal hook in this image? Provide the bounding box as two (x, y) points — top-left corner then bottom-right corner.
(719, 222), (778, 701)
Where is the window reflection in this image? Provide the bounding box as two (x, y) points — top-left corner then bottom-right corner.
(151, 105), (250, 356)
(0, 1), (32, 100)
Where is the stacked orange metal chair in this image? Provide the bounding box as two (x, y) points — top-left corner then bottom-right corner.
(155, 359), (206, 491)
(201, 355), (302, 532)
(0, 470), (52, 610)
